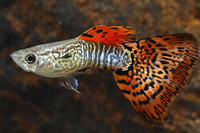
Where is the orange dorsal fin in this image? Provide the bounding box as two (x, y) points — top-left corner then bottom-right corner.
(113, 33), (199, 125)
(77, 25), (139, 44)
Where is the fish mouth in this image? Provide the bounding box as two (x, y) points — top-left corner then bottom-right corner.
(10, 52), (17, 60)
(10, 52), (18, 63)
(10, 51), (28, 71)
(10, 51), (37, 72)
(10, 51), (23, 64)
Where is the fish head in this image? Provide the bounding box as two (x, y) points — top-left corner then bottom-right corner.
(10, 39), (84, 78)
(10, 46), (55, 77)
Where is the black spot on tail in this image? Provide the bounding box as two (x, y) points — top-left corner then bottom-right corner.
(148, 38), (156, 44)
(156, 43), (166, 47)
(117, 80), (131, 85)
(162, 53), (172, 57)
(121, 90), (131, 94)
(151, 85), (164, 99)
(151, 53), (158, 64)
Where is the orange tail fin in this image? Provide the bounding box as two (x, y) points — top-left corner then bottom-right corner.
(113, 33), (199, 125)
(77, 25), (139, 44)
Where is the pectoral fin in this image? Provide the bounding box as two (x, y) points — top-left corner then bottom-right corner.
(59, 76), (81, 94)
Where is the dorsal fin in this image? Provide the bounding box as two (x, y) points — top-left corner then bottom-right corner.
(77, 25), (139, 44)
(113, 33), (199, 125)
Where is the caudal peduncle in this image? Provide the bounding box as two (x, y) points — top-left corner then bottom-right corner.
(82, 41), (132, 71)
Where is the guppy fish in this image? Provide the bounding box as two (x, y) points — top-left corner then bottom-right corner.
(11, 25), (199, 125)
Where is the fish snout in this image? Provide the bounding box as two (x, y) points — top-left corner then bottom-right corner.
(10, 51), (23, 64)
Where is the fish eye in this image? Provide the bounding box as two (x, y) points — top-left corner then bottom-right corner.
(25, 54), (36, 64)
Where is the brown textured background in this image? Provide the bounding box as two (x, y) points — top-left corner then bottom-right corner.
(0, 0), (200, 133)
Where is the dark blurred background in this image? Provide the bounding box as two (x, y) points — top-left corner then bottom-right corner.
(0, 0), (200, 133)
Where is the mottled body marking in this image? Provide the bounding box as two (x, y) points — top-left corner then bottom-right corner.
(43, 39), (131, 77)
(11, 25), (199, 126)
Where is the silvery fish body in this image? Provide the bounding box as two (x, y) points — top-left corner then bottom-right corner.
(11, 34), (131, 93)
